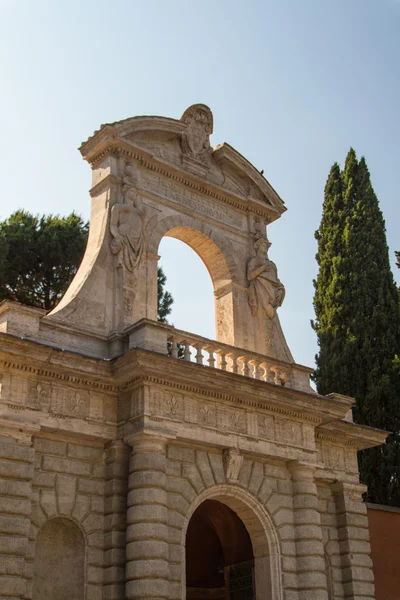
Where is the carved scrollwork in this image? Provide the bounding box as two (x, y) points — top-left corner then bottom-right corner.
(180, 104), (213, 165)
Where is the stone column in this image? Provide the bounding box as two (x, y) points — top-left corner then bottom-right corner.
(332, 481), (375, 600)
(125, 434), (170, 600)
(0, 416), (39, 600)
(289, 461), (329, 600)
(104, 440), (130, 600)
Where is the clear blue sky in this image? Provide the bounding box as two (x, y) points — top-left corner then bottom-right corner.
(1, 0), (399, 368)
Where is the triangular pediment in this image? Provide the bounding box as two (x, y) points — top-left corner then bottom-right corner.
(79, 105), (285, 219)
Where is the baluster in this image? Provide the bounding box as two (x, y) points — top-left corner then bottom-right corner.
(265, 364), (275, 383)
(170, 338), (178, 359)
(195, 344), (204, 365)
(230, 353), (239, 374)
(219, 351), (227, 371)
(252, 360), (261, 380)
(270, 366), (280, 385)
(207, 347), (216, 368)
(260, 362), (268, 382)
(279, 370), (288, 386)
(183, 342), (191, 361)
(241, 357), (250, 377)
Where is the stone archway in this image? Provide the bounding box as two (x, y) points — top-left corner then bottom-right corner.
(182, 485), (283, 600)
(186, 499), (255, 599)
(148, 214), (242, 347)
(32, 517), (86, 600)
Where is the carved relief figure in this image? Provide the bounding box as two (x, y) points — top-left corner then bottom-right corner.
(247, 236), (285, 319)
(110, 163), (145, 272)
(180, 104), (213, 164)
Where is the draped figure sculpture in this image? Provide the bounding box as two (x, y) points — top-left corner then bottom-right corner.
(247, 237), (285, 319)
(110, 164), (145, 272)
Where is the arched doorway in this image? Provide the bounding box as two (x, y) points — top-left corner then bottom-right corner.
(186, 499), (255, 599)
(32, 517), (85, 600)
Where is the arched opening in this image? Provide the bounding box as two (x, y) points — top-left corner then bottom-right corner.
(182, 486), (282, 600)
(158, 237), (215, 339)
(149, 216), (241, 348)
(186, 499), (255, 599)
(32, 517), (85, 600)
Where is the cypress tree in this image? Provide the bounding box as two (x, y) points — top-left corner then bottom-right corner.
(313, 150), (400, 505)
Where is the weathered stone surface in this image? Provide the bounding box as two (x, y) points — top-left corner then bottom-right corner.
(0, 105), (386, 600)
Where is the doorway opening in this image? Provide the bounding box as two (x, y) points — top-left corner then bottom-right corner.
(186, 499), (256, 600)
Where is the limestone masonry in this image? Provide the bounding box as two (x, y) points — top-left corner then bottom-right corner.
(0, 105), (387, 599)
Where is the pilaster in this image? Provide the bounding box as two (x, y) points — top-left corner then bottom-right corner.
(124, 433), (170, 600)
(0, 416), (40, 600)
(332, 481), (375, 600)
(288, 461), (329, 600)
(104, 440), (130, 600)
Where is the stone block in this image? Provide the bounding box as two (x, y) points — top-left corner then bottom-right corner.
(126, 540), (168, 561)
(68, 443), (104, 461)
(167, 492), (189, 515)
(207, 452), (225, 484)
(0, 459), (33, 481)
(195, 450), (215, 487)
(128, 487), (167, 507)
(34, 437), (67, 456)
(42, 455), (92, 477)
(91, 496), (105, 514)
(248, 461), (264, 495)
(0, 443), (33, 462)
(82, 513), (104, 534)
(167, 445), (195, 463)
(0, 479), (31, 498)
(39, 490), (57, 518)
(130, 453), (166, 474)
(126, 522), (168, 543)
(0, 556), (25, 575)
(127, 504), (168, 525)
(33, 471), (56, 488)
(168, 509), (185, 529)
(0, 515), (29, 537)
(72, 493), (91, 522)
(78, 479), (104, 496)
(257, 477), (277, 504)
(129, 470), (166, 490)
(126, 578), (169, 599)
(0, 536), (28, 556)
(167, 477), (196, 503)
(166, 460), (181, 477)
(126, 558), (168, 579)
(0, 497), (31, 516)
(56, 474), (77, 515)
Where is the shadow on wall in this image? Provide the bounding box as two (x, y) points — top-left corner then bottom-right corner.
(32, 517), (85, 600)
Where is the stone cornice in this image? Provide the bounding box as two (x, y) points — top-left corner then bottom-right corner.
(0, 335), (116, 393)
(114, 348), (352, 425)
(84, 138), (281, 222)
(316, 419), (388, 450)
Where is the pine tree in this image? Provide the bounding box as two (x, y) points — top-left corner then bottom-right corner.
(313, 150), (400, 505)
(0, 210), (173, 322)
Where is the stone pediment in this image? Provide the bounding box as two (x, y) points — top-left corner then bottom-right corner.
(79, 104), (285, 221)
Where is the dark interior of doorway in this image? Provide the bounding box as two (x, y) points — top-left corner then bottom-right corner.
(186, 499), (256, 600)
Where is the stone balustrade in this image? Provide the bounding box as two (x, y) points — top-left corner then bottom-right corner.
(127, 319), (314, 393)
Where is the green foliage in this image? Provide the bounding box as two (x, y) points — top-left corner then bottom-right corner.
(0, 210), (89, 310)
(313, 150), (400, 506)
(0, 210), (173, 322)
(157, 266), (173, 323)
